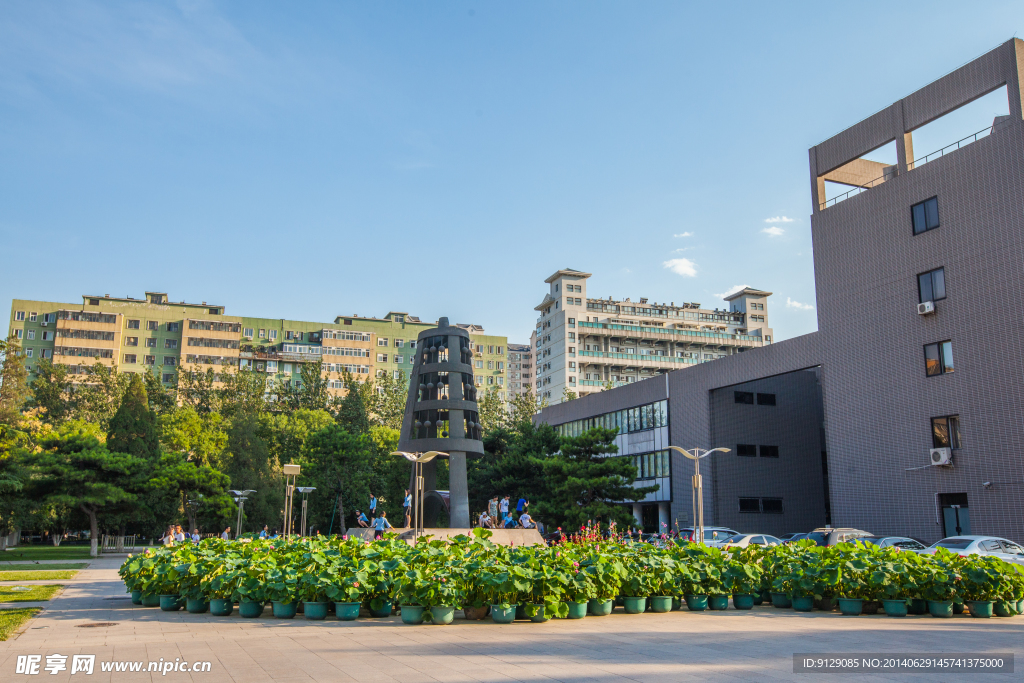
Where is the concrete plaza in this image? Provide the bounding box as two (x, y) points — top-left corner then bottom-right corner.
(1, 555), (1022, 682)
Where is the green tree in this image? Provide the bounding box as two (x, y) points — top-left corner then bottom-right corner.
(177, 366), (220, 414)
(561, 387), (578, 402)
(532, 427), (657, 531)
(334, 372), (370, 435)
(218, 368), (267, 418)
(30, 428), (145, 556)
(106, 374), (160, 459)
(477, 387), (508, 435)
(148, 451), (233, 534)
(368, 425), (407, 523)
(159, 407), (228, 469)
(507, 388), (540, 429)
(0, 424), (29, 546)
(468, 421), (561, 518)
(221, 415), (281, 533)
(261, 409), (334, 468)
(26, 359), (76, 424)
(303, 423), (374, 533)
(365, 370), (407, 429)
(144, 370), (177, 414)
(76, 364), (132, 429)
(0, 336), (30, 425)
(275, 363), (332, 412)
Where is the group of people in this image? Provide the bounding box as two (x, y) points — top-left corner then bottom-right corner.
(161, 524), (201, 545)
(354, 490), (413, 539)
(478, 495), (536, 530)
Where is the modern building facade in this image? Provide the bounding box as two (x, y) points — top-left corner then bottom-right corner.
(8, 293), (507, 399)
(506, 343), (533, 397)
(537, 39), (1024, 544)
(533, 269), (773, 404)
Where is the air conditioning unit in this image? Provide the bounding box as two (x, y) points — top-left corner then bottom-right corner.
(41, 322), (47, 326)
(917, 301), (936, 315)
(930, 447), (952, 466)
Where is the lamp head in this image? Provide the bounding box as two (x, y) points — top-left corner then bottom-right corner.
(296, 487), (316, 494)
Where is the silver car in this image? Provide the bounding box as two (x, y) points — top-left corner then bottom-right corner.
(921, 536), (1024, 565)
(710, 533), (783, 548)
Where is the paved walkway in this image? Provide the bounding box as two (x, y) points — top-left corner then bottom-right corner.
(1, 556), (1022, 682)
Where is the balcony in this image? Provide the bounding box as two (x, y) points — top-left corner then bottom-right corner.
(579, 321), (759, 345)
(239, 350), (318, 363)
(580, 350), (700, 366)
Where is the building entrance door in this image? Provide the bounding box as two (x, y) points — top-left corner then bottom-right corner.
(641, 504), (659, 534)
(939, 493), (970, 537)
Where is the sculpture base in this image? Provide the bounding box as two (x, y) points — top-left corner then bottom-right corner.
(344, 527), (545, 547)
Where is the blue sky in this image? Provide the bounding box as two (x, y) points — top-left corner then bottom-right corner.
(1, 1), (1021, 343)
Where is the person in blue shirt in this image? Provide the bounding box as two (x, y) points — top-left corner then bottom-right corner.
(372, 511), (392, 540)
(503, 512), (517, 529)
(356, 510), (370, 528)
(403, 489), (412, 528)
(517, 498), (528, 514)
(369, 493), (377, 516)
(259, 525), (269, 539)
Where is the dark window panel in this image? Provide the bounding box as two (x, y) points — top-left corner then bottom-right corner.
(757, 393), (776, 406)
(734, 391), (754, 404)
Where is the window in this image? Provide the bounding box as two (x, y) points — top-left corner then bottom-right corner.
(737, 444), (757, 457)
(498, 377), (504, 386)
(739, 498), (760, 513)
(918, 267), (946, 303)
(378, 338), (388, 346)
(167, 322), (180, 332)
(144, 355), (155, 365)
(164, 357), (177, 366)
(487, 361), (494, 370)
(40, 349), (51, 359)
(377, 353), (388, 362)
(27, 330), (35, 340)
(568, 332), (575, 341)
(568, 317), (575, 327)
(89, 299), (100, 306)
(568, 361), (576, 369)
(127, 319), (140, 330)
(476, 344), (483, 353)
(164, 339), (177, 349)
(147, 320), (158, 331)
(932, 415), (961, 449)
(911, 197), (940, 235)
(734, 391), (754, 404)
(14, 330), (21, 339)
(924, 341), (954, 376)
(475, 360), (483, 369)
(258, 329), (265, 339)
(29, 312), (37, 322)
(395, 339), (404, 347)
(395, 355), (404, 364)
(162, 373), (175, 383)
(243, 328), (254, 338)
(760, 445), (780, 458)
(123, 354), (137, 364)
(269, 330), (278, 340)
(15, 311), (25, 321)
(488, 345), (494, 354)
(487, 376), (494, 385)
(146, 338), (157, 347)
(125, 337), (138, 347)
(761, 498), (784, 514)
(757, 393), (776, 406)
(25, 348), (33, 358)
(409, 341), (416, 349)
(568, 346), (575, 354)
(343, 319), (352, 326)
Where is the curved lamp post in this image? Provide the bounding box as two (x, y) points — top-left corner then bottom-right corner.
(667, 446), (731, 545)
(296, 487), (316, 537)
(228, 490), (256, 540)
(392, 451), (447, 540)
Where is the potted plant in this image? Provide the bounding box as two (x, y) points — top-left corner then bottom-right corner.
(725, 557), (763, 610)
(920, 549), (959, 618)
(580, 554), (623, 616)
(561, 552), (593, 619)
(836, 556), (872, 616)
(327, 573), (366, 621)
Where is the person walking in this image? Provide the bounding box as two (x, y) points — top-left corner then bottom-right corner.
(372, 511), (392, 540)
(369, 492), (377, 517)
(499, 495), (510, 519)
(162, 526), (176, 546)
(221, 526), (231, 540)
(174, 525), (186, 542)
(488, 496), (499, 522)
(191, 528), (201, 543)
(403, 489), (412, 528)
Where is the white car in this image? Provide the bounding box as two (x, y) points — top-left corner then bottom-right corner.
(710, 533), (783, 549)
(921, 536), (1024, 564)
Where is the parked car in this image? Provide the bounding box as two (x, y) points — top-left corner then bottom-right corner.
(710, 533), (783, 548)
(676, 527), (739, 544)
(920, 536), (1024, 565)
(805, 528), (873, 547)
(859, 536), (928, 551)
(784, 533), (809, 544)
(777, 533), (804, 542)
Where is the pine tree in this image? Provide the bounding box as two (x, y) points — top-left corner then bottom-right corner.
(334, 372), (370, 435)
(0, 336), (30, 425)
(106, 373), (160, 458)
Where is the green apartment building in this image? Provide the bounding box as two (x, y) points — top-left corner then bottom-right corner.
(7, 292), (509, 400)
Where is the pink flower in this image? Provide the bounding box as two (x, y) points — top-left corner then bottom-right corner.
(353, 582), (360, 588)
(441, 578), (446, 583)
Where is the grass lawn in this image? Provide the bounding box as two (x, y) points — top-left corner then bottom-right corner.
(0, 585), (64, 602)
(0, 570), (78, 581)
(0, 608), (41, 641)
(0, 546), (93, 561)
(0, 563), (88, 571)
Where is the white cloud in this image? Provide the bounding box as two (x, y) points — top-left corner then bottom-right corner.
(786, 297), (815, 311)
(762, 226), (785, 237)
(764, 216), (795, 223)
(715, 284), (750, 299)
(673, 232), (693, 238)
(673, 247), (694, 253)
(663, 258), (697, 277)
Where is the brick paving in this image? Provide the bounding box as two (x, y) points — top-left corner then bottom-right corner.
(1, 556), (1021, 682)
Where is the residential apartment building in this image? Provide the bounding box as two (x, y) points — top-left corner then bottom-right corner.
(506, 343), (533, 397)
(536, 39), (1024, 545)
(8, 293), (507, 399)
(533, 269), (773, 404)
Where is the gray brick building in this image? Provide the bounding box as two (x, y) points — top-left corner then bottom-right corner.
(536, 38), (1024, 544)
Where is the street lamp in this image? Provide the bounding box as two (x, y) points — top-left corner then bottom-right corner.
(296, 487), (316, 537)
(666, 446), (731, 545)
(391, 451), (447, 541)
(228, 489), (256, 540)
(282, 464), (300, 540)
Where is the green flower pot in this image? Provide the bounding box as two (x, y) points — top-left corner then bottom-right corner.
(430, 606), (455, 625)
(334, 602), (360, 621)
(491, 605), (516, 623)
(649, 596), (672, 613)
(623, 597), (647, 614)
(953, 602), (965, 614)
(239, 600), (264, 618)
(368, 601), (393, 618)
(587, 598), (613, 616)
(186, 598), (209, 614)
(141, 594), (161, 607)
(791, 595), (814, 612)
(993, 600), (1014, 617)
(210, 598), (233, 616)
(566, 601), (588, 619)
(733, 594), (755, 610)
(707, 595), (729, 611)
(130, 590), (142, 605)
(685, 594), (708, 611)
(400, 605), (425, 624)
(159, 595), (183, 612)
(908, 598), (927, 615)
(770, 592), (792, 609)
(752, 593), (764, 606)
(1017, 599), (1023, 614)
(928, 600), (953, 618)
(528, 604), (549, 622)
(837, 598), (863, 616)
(966, 600), (993, 618)
(882, 599), (908, 617)
(272, 601), (297, 619)
(303, 602), (329, 620)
